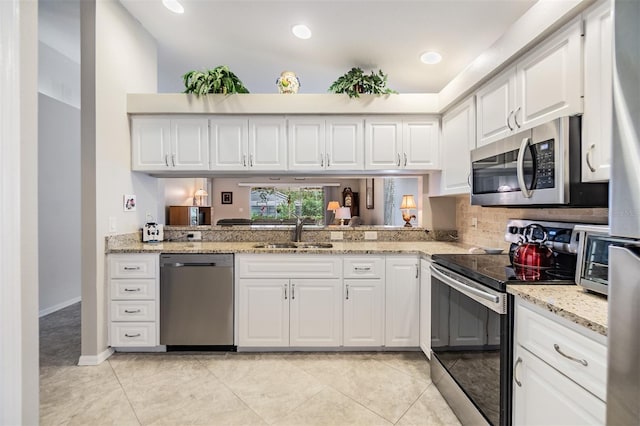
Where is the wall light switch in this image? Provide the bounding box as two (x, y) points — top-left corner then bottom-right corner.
(330, 231), (344, 240)
(187, 231), (202, 241)
(108, 216), (117, 233)
(364, 231), (378, 240)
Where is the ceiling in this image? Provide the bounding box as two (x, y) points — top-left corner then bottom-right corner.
(120, 0), (537, 95)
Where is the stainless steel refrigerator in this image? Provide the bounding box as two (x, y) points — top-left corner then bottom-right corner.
(607, 0), (640, 424)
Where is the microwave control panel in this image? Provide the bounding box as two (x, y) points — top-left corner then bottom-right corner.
(533, 139), (555, 189)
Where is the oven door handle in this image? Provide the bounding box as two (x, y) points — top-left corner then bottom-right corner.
(430, 265), (499, 303)
(517, 136), (533, 198)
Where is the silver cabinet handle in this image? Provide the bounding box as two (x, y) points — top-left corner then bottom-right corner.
(416, 264), (419, 279)
(326, 153), (330, 168)
(124, 309), (141, 314)
(354, 267), (371, 272)
(320, 153), (324, 167)
(249, 154), (254, 167)
(165, 154), (170, 167)
(516, 137), (533, 198)
(171, 154), (176, 167)
(123, 266), (140, 271)
(514, 107), (521, 128)
(124, 288), (141, 292)
(553, 344), (588, 366)
(346, 284), (349, 300)
(396, 153), (401, 167)
(404, 152), (408, 167)
(242, 154), (247, 167)
(124, 333), (141, 338)
(514, 357), (523, 387)
(284, 283), (287, 300)
(507, 111), (514, 131)
(586, 144), (597, 172)
(291, 283), (295, 300)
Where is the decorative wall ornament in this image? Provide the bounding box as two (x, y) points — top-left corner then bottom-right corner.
(276, 71), (300, 94)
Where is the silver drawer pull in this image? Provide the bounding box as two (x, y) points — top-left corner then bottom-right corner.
(124, 333), (141, 338)
(124, 309), (141, 314)
(354, 267), (371, 271)
(124, 288), (141, 292)
(553, 344), (588, 366)
(123, 266), (141, 271)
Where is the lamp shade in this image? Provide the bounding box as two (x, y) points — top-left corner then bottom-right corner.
(195, 188), (208, 197)
(335, 207), (352, 220)
(400, 195), (417, 209)
(327, 201), (340, 211)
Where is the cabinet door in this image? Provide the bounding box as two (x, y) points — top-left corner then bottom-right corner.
(513, 347), (606, 425)
(289, 279), (342, 347)
(515, 18), (583, 130)
(238, 279), (289, 347)
(385, 257), (419, 347)
(171, 119), (210, 170)
(403, 119), (439, 169)
(326, 117), (364, 171)
(364, 119), (402, 170)
(476, 68), (516, 147)
(287, 117), (325, 171)
(131, 117), (171, 171)
(419, 258), (431, 358)
(582, 0), (612, 182)
(210, 117), (248, 171)
(249, 117), (287, 171)
(343, 279), (384, 347)
(440, 97), (476, 195)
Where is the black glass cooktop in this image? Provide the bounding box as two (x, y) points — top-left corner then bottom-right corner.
(432, 253), (576, 292)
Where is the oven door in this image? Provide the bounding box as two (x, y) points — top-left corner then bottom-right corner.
(430, 264), (512, 426)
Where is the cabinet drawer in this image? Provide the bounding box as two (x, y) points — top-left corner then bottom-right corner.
(516, 301), (607, 400)
(343, 257), (384, 278)
(110, 323), (157, 347)
(109, 254), (157, 279)
(238, 255), (341, 278)
(110, 279), (156, 300)
(110, 301), (156, 322)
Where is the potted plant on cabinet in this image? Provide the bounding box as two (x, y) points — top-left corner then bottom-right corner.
(182, 65), (250, 95)
(328, 67), (397, 98)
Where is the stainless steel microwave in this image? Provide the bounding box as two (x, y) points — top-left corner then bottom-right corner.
(470, 116), (608, 207)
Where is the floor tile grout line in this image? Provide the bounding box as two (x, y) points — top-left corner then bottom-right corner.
(107, 357), (143, 426)
(392, 384), (430, 425)
(193, 353), (274, 425)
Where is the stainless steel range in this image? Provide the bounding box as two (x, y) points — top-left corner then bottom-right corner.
(430, 219), (583, 426)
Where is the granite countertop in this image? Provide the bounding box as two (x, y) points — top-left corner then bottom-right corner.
(507, 285), (608, 337)
(106, 240), (473, 257)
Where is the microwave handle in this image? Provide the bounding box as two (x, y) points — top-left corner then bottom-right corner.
(517, 137), (533, 198)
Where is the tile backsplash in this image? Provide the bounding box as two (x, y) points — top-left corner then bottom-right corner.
(455, 195), (608, 249)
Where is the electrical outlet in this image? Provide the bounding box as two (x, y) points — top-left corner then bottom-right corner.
(364, 231), (378, 240)
(330, 231), (344, 240)
(108, 216), (117, 233)
(471, 217), (478, 228)
(187, 231), (202, 241)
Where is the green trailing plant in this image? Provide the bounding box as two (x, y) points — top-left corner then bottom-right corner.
(182, 65), (250, 95)
(328, 67), (397, 98)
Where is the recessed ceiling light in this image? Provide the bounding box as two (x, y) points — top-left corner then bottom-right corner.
(162, 0), (184, 14)
(420, 51), (442, 65)
(292, 24), (312, 40)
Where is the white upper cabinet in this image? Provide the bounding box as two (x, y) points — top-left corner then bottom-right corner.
(440, 96), (476, 195)
(476, 17), (583, 147)
(365, 117), (439, 170)
(211, 116), (287, 172)
(582, 0), (612, 182)
(288, 116), (363, 171)
(132, 117), (209, 171)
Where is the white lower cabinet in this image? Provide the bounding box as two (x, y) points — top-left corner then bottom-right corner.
(343, 279), (384, 346)
(108, 254), (159, 348)
(289, 279), (342, 346)
(513, 299), (607, 425)
(385, 256), (420, 347)
(238, 279), (289, 347)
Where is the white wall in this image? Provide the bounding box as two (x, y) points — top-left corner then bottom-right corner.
(38, 94), (82, 315)
(80, 0), (160, 361)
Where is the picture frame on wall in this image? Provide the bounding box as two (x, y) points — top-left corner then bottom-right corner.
(365, 179), (374, 209)
(221, 191), (233, 205)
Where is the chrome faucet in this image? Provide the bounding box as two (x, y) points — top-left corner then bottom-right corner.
(293, 217), (305, 242)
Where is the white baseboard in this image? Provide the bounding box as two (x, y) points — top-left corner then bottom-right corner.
(39, 296), (81, 317)
(77, 347), (114, 366)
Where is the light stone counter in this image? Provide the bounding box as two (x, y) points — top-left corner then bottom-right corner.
(106, 240), (473, 257)
(507, 285), (608, 336)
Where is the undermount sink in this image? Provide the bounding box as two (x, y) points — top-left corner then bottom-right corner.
(252, 242), (333, 249)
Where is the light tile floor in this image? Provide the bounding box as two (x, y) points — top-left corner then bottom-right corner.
(40, 303), (460, 425)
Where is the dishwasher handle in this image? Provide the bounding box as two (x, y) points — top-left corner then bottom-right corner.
(162, 262), (219, 267)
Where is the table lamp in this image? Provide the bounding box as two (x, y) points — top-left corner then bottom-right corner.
(327, 201), (340, 224)
(335, 207), (351, 226)
(400, 195), (417, 227)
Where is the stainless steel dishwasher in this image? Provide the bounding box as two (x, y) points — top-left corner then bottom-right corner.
(160, 254), (234, 348)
